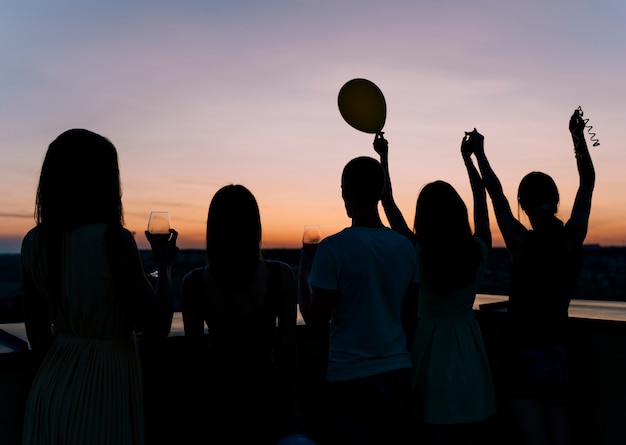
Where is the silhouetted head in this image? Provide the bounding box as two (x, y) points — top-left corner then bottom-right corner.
(36, 128), (123, 230)
(341, 156), (385, 207)
(517, 171), (559, 219)
(414, 180), (471, 239)
(206, 184), (262, 289)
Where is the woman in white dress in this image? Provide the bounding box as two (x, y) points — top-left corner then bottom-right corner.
(21, 128), (178, 445)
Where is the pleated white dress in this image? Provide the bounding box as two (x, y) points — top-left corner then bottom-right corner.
(21, 224), (144, 445)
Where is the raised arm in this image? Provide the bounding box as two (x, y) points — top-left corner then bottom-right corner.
(373, 133), (416, 243)
(566, 108), (596, 243)
(462, 130), (491, 249)
(471, 129), (527, 254)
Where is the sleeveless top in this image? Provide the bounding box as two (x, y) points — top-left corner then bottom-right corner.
(507, 223), (582, 350)
(189, 260), (290, 444)
(190, 260), (281, 380)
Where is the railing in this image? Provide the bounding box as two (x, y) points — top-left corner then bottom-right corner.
(1, 296), (626, 445)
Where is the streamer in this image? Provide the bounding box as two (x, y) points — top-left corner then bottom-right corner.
(576, 106), (600, 147)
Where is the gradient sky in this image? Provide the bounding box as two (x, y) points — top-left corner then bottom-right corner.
(1, 1), (624, 253)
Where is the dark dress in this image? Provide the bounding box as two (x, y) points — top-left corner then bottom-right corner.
(411, 237), (496, 424)
(187, 261), (291, 444)
(501, 221), (582, 403)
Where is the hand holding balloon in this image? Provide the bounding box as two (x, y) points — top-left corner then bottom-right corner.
(373, 132), (388, 158)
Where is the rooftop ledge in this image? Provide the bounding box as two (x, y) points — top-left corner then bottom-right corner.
(1, 294), (625, 355)
(1, 294), (626, 445)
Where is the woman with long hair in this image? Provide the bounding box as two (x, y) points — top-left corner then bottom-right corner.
(472, 109), (595, 445)
(21, 128), (178, 445)
(374, 130), (496, 444)
(181, 184), (301, 444)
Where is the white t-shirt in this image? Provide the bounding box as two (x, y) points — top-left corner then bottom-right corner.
(308, 226), (420, 382)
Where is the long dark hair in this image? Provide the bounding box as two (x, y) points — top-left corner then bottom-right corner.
(206, 184), (262, 290)
(36, 128), (124, 229)
(35, 129), (124, 304)
(414, 180), (482, 292)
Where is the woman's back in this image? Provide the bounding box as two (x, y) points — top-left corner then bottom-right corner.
(182, 259), (298, 444)
(411, 236), (496, 424)
(508, 223), (582, 348)
(24, 224), (135, 337)
(21, 223), (144, 445)
(193, 261), (280, 379)
(416, 238), (486, 319)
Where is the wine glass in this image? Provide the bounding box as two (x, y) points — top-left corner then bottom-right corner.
(302, 225), (322, 253)
(146, 211), (171, 278)
(147, 211), (171, 243)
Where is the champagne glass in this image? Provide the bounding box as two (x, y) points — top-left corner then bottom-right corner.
(146, 211), (171, 278)
(147, 211), (171, 244)
(302, 225), (322, 253)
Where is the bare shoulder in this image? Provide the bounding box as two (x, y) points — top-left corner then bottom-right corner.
(108, 226), (139, 251)
(105, 226), (144, 275)
(268, 261), (297, 317)
(182, 270), (194, 284)
(20, 227), (39, 257)
(270, 260), (296, 281)
(181, 267), (204, 287)
(181, 269), (200, 305)
(22, 226), (38, 242)
(265, 260), (296, 297)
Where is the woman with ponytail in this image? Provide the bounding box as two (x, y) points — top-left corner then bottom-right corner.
(472, 109), (595, 445)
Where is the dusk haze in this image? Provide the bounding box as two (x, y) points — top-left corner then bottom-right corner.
(1, 1), (624, 253)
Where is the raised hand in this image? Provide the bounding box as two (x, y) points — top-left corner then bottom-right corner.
(569, 108), (586, 144)
(461, 133), (472, 158)
(145, 228), (179, 265)
(569, 107), (585, 132)
(463, 128), (484, 157)
(373, 132), (388, 158)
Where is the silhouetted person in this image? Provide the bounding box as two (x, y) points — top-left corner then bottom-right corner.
(374, 131), (496, 444)
(21, 128), (178, 445)
(181, 184), (302, 444)
(472, 109), (595, 445)
(298, 156), (419, 445)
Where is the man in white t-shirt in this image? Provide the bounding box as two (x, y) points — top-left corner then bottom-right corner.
(298, 155), (420, 445)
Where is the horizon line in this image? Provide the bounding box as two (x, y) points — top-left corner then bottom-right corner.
(0, 242), (616, 255)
